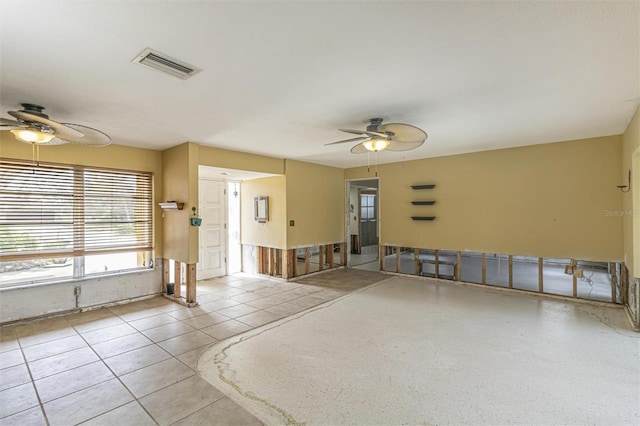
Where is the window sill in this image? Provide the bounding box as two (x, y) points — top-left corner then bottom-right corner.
(0, 267), (157, 292)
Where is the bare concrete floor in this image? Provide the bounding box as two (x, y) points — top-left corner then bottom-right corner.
(199, 275), (639, 425)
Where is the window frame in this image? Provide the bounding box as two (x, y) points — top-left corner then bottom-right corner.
(0, 158), (154, 286)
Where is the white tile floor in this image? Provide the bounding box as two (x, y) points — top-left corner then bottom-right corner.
(0, 269), (383, 425)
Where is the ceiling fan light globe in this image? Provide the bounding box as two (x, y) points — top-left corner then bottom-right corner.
(10, 129), (55, 144)
(362, 139), (390, 152)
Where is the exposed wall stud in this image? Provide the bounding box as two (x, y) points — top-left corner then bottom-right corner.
(263, 247), (267, 274)
(481, 253), (486, 284)
(276, 248), (282, 276)
(621, 263), (628, 304)
(282, 249), (290, 279)
(274, 248), (279, 276)
(263, 247), (269, 274)
(258, 246), (268, 274)
(396, 246), (400, 273)
(186, 263), (196, 303)
(162, 258), (169, 294)
(414, 248), (420, 276)
(508, 255), (513, 288)
(456, 251), (461, 281)
(327, 244), (334, 269)
(291, 249), (297, 278)
(269, 248), (274, 275)
(340, 242), (347, 266)
(173, 260), (181, 299)
(434, 249), (440, 279)
(538, 257), (544, 293)
(318, 245), (324, 271)
(572, 259), (578, 297)
(304, 247), (310, 274)
(264, 247), (270, 275)
(610, 262), (617, 303)
(380, 245), (385, 271)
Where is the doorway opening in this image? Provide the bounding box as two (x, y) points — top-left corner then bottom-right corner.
(346, 178), (380, 269)
(198, 165), (277, 279)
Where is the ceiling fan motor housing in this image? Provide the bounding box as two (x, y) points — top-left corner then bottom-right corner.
(366, 117), (384, 132)
(19, 103), (49, 119)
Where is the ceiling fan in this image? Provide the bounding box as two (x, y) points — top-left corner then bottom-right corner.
(325, 117), (427, 154)
(1, 103), (111, 147)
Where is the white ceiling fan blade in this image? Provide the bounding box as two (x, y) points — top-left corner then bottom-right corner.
(378, 123), (427, 143)
(0, 118), (27, 130)
(339, 128), (366, 136)
(386, 140), (425, 152)
(59, 123), (111, 146)
(325, 136), (367, 146)
(8, 110), (84, 138)
(339, 128), (388, 138)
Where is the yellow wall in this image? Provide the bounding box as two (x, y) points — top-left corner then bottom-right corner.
(285, 160), (345, 248)
(236, 159), (345, 250)
(3, 127), (629, 269)
(345, 135), (623, 261)
(161, 142), (199, 264)
(622, 105), (640, 276)
(241, 175), (287, 248)
(187, 143), (200, 263)
(0, 132), (165, 257)
(198, 145), (284, 175)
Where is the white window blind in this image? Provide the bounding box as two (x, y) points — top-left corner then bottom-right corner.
(0, 159), (153, 261)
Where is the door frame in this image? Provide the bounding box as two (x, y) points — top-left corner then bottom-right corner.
(345, 177), (380, 267)
(226, 180), (242, 274)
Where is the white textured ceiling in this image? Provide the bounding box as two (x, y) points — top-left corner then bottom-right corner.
(1, 1), (638, 168)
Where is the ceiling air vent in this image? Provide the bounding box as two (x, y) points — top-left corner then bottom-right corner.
(132, 48), (201, 80)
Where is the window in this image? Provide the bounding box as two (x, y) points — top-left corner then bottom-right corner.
(0, 159), (153, 286)
(360, 193), (375, 220)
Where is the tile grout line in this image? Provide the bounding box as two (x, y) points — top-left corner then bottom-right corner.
(13, 331), (51, 426)
(69, 307), (229, 425)
(71, 317), (163, 426)
(165, 390), (227, 426)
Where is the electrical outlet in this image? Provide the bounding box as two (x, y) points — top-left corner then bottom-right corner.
(289, 220), (295, 226)
(74, 286), (81, 296)
(574, 269), (584, 279)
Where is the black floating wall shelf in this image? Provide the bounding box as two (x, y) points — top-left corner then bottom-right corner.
(411, 184), (436, 221)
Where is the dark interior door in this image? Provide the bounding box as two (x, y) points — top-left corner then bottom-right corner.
(360, 192), (378, 246)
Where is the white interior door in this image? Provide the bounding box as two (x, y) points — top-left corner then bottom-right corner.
(198, 179), (226, 279)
